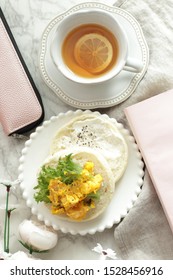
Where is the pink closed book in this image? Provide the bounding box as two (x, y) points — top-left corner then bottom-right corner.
(124, 89), (173, 233)
(0, 8), (44, 135)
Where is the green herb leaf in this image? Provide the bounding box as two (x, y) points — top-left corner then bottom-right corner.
(57, 154), (82, 184)
(86, 191), (100, 201)
(34, 165), (58, 203)
(34, 154), (82, 203)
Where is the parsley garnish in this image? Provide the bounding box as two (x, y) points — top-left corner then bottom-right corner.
(34, 154), (82, 203)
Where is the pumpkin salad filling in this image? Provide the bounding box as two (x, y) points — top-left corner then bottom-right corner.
(48, 161), (103, 220)
(33, 152), (112, 221)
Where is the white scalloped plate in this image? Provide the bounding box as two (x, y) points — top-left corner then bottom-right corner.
(39, 2), (149, 109)
(18, 110), (144, 235)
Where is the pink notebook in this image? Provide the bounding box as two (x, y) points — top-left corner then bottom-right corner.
(124, 89), (173, 233)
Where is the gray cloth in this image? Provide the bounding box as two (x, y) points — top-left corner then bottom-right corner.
(114, 171), (173, 259)
(112, 0), (173, 259)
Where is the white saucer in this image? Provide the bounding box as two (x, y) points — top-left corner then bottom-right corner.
(39, 2), (149, 109)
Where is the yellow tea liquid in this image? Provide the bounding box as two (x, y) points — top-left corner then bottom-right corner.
(62, 24), (119, 78)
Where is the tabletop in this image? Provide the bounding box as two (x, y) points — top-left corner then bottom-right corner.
(1, 0), (173, 260)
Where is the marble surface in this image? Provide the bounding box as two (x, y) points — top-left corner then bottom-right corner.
(0, 0), (121, 260)
(1, 0), (173, 260)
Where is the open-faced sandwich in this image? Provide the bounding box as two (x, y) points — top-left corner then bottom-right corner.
(34, 147), (114, 222)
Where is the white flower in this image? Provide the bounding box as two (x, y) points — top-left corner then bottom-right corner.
(92, 243), (117, 260)
(0, 251), (38, 260)
(18, 219), (58, 251)
(0, 179), (21, 187)
(0, 178), (21, 201)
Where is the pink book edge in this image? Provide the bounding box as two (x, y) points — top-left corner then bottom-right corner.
(124, 107), (173, 233)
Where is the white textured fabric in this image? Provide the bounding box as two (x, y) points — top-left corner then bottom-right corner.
(114, 171), (173, 259)
(112, 0), (173, 260)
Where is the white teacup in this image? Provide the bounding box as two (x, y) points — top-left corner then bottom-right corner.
(51, 9), (143, 84)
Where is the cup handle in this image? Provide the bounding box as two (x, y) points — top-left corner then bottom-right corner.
(123, 57), (143, 73)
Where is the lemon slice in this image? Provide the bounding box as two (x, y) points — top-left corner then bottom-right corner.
(74, 33), (113, 74)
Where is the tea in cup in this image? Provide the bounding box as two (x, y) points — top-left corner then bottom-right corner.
(51, 9), (143, 84)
